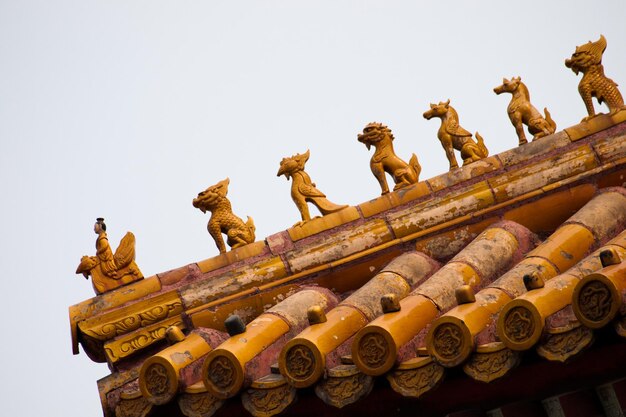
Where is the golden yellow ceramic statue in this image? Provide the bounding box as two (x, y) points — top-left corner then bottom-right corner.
(357, 122), (421, 195)
(76, 218), (144, 295)
(277, 150), (348, 225)
(193, 178), (256, 253)
(423, 100), (489, 170)
(565, 35), (625, 121)
(493, 76), (557, 145)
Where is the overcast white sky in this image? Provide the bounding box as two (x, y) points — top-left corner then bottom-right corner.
(1, 1), (625, 416)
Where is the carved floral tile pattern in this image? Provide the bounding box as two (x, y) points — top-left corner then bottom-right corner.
(285, 346), (315, 380)
(358, 333), (388, 368)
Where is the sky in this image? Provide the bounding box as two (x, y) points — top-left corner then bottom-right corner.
(1, 1), (625, 416)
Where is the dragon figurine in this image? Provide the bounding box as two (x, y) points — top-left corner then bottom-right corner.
(357, 122), (421, 195)
(494, 76), (557, 145)
(76, 218), (143, 295)
(565, 34), (625, 121)
(193, 178), (256, 254)
(277, 150), (348, 225)
(423, 100), (489, 170)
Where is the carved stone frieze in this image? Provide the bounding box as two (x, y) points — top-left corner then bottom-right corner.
(536, 325), (594, 362)
(463, 346), (520, 382)
(357, 333), (389, 368)
(503, 306), (535, 342)
(104, 317), (184, 363)
(178, 391), (223, 417)
(242, 384), (296, 417)
(315, 366), (374, 408)
(387, 358), (445, 398)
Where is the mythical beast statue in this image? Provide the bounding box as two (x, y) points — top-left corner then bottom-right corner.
(277, 150), (348, 225)
(76, 217), (143, 295)
(494, 76), (556, 145)
(565, 35), (625, 121)
(423, 100), (489, 170)
(358, 122), (421, 195)
(193, 178), (256, 253)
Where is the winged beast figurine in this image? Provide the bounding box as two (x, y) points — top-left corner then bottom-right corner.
(423, 100), (489, 170)
(494, 76), (556, 145)
(277, 150), (348, 225)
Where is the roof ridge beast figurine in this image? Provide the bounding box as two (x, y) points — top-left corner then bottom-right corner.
(565, 34), (625, 121)
(494, 76), (557, 146)
(358, 122), (421, 195)
(423, 99), (489, 170)
(76, 217), (144, 294)
(193, 178), (256, 253)
(277, 150), (348, 226)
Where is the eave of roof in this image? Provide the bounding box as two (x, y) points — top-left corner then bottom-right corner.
(70, 111), (626, 417)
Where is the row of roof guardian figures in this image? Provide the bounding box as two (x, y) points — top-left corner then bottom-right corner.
(77, 35), (625, 294)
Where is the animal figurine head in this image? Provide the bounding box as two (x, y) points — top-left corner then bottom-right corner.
(565, 35), (606, 75)
(493, 77), (522, 95)
(423, 99), (451, 120)
(357, 122), (394, 150)
(277, 150), (309, 179)
(193, 178), (230, 213)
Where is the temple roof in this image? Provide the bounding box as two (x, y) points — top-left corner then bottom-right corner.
(69, 110), (626, 417)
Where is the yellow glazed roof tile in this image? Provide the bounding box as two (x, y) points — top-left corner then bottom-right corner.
(73, 119), (626, 416)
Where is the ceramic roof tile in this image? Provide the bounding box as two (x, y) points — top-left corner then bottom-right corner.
(70, 117), (626, 417)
